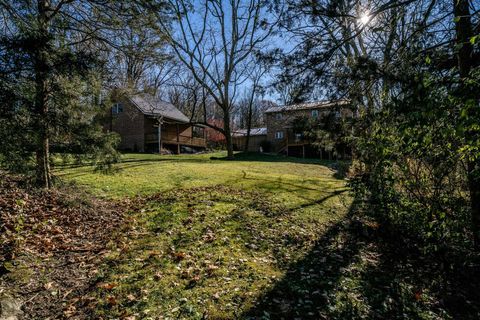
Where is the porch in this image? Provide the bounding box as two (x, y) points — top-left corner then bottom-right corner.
(145, 132), (206, 148)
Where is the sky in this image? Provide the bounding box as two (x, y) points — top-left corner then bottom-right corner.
(167, 0), (290, 104)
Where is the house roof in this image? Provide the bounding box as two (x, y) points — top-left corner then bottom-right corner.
(264, 100), (349, 114)
(128, 93), (190, 123)
(232, 127), (267, 137)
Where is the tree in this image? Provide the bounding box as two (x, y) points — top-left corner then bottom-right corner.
(276, 0), (480, 250)
(108, 6), (177, 94)
(167, 73), (206, 121)
(0, 0), (168, 187)
(152, 0), (280, 158)
(235, 62), (268, 151)
(452, 0), (480, 248)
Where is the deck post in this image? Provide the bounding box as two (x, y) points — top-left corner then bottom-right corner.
(176, 123), (180, 154)
(158, 122), (162, 154)
(302, 145), (305, 158)
(286, 131), (289, 156)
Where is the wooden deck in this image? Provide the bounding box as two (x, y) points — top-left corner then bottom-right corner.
(145, 133), (206, 148)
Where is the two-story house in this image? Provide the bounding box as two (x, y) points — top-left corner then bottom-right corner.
(108, 92), (206, 153)
(264, 100), (352, 157)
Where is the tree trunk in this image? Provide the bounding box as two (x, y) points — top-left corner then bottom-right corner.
(244, 106), (252, 152)
(453, 0), (480, 249)
(34, 0), (52, 188)
(223, 108), (234, 159)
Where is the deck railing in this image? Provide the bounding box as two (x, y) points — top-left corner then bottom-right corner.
(286, 132), (310, 146)
(145, 133), (206, 147)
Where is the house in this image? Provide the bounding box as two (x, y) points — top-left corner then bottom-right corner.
(109, 92), (206, 153)
(264, 100), (353, 158)
(232, 127), (268, 152)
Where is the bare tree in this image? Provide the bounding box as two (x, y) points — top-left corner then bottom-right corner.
(167, 73), (204, 120)
(234, 62), (268, 151)
(154, 0), (281, 158)
(108, 4), (177, 94)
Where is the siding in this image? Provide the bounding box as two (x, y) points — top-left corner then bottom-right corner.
(232, 135), (268, 152)
(111, 98), (145, 152)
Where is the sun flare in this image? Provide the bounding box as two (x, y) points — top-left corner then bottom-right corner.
(359, 12), (371, 26)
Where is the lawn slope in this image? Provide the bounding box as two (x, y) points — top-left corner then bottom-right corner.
(57, 152), (352, 318)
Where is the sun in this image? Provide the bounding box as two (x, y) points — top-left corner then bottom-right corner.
(359, 12), (371, 26)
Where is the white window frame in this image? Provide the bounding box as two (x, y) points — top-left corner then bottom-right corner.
(275, 131), (284, 140)
(311, 110), (319, 118)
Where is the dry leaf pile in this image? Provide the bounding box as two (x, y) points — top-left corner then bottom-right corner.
(0, 172), (125, 319)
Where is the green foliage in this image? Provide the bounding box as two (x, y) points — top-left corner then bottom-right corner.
(291, 113), (351, 156)
(349, 69), (476, 249)
(0, 1), (157, 184)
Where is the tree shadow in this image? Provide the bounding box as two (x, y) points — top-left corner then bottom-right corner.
(240, 173), (332, 192)
(54, 157), (213, 181)
(351, 232), (480, 320)
(285, 189), (349, 213)
(231, 171), (349, 209)
(55, 156), (209, 170)
(214, 152), (347, 168)
(242, 200), (480, 319)
(242, 200), (367, 319)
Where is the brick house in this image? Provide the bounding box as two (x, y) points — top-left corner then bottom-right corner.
(264, 100), (353, 157)
(108, 92), (206, 153)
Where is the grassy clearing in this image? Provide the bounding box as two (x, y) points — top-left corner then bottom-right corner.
(55, 152), (351, 318)
(51, 152), (472, 319)
(93, 186), (348, 319)
(56, 152), (348, 213)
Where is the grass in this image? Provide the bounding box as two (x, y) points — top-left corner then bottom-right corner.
(55, 152), (352, 318)
(52, 152), (477, 319)
(56, 152), (348, 213)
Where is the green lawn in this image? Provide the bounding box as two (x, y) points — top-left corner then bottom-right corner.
(56, 152), (351, 319)
(56, 152), (349, 213)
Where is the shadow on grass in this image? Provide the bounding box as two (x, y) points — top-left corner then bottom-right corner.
(239, 172), (333, 192)
(55, 156), (209, 170)
(242, 200), (366, 319)
(242, 200), (480, 319)
(286, 189), (349, 212)
(213, 152), (344, 166)
(54, 157), (215, 181)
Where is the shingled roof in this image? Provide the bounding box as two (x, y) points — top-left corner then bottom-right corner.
(128, 93), (190, 123)
(264, 100), (349, 114)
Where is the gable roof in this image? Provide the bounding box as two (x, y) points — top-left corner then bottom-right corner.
(232, 127), (267, 137)
(264, 100), (349, 114)
(128, 93), (190, 123)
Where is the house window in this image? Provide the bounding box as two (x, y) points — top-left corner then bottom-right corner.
(275, 131), (284, 139)
(295, 133), (302, 142)
(334, 110), (341, 119)
(311, 110), (319, 118)
(112, 103), (123, 115)
(275, 113), (283, 120)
